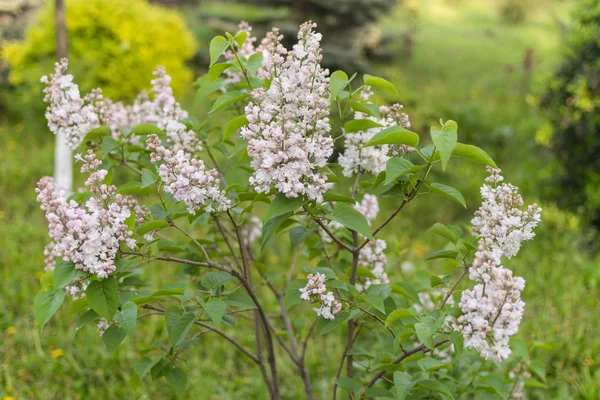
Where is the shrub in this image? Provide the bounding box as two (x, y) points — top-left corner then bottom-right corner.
(33, 22), (545, 398)
(539, 0), (600, 227)
(2, 0), (195, 120)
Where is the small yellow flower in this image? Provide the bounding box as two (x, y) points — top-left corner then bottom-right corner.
(7, 141), (16, 150)
(51, 348), (64, 359)
(6, 326), (16, 335)
(5, 396), (15, 400)
(269, 254), (279, 264)
(35, 271), (43, 279)
(0, 210), (5, 219)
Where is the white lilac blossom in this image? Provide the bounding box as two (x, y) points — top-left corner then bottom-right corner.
(338, 104), (412, 177)
(453, 167), (541, 362)
(146, 135), (231, 214)
(356, 240), (389, 292)
(241, 22), (334, 202)
(354, 193), (380, 225)
(36, 151), (142, 279)
(299, 273), (342, 320)
(42, 60), (201, 155)
(97, 318), (109, 336)
(41, 59), (100, 149)
(243, 215), (262, 244)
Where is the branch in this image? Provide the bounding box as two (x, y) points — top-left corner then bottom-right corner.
(362, 339), (449, 395)
(303, 205), (353, 252)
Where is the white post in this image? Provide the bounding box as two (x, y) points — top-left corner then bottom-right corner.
(55, 0), (72, 193)
(54, 130), (73, 193)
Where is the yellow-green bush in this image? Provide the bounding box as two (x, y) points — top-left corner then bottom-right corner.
(3, 0), (196, 103)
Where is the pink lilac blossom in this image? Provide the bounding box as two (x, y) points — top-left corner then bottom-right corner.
(41, 59), (100, 149)
(97, 318), (109, 336)
(36, 151), (141, 279)
(241, 22), (333, 202)
(508, 365), (531, 400)
(42, 60), (201, 154)
(146, 135), (231, 214)
(453, 167), (541, 362)
(299, 273), (342, 320)
(338, 104), (412, 177)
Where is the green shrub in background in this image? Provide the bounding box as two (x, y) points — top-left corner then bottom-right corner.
(539, 0), (600, 227)
(2, 0), (195, 122)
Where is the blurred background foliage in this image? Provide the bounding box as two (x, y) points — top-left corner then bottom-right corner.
(0, 0), (599, 398)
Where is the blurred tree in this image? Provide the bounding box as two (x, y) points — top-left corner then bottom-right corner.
(1, 0), (195, 123)
(202, 0), (398, 72)
(539, 0), (600, 227)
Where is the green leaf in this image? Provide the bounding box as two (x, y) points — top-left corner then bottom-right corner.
(316, 311), (349, 336)
(349, 100), (380, 118)
(364, 74), (399, 96)
(103, 325), (127, 352)
(452, 142), (496, 167)
(530, 360), (546, 383)
(425, 249), (458, 261)
(53, 261), (86, 289)
(265, 193), (303, 222)
(115, 302), (137, 337)
(364, 293), (386, 313)
(201, 272), (232, 289)
(69, 297), (89, 315)
(385, 158), (424, 185)
(414, 322), (434, 349)
(246, 53), (263, 77)
(326, 203), (373, 240)
(137, 220), (169, 235)
(364, 126), (419, 148)
(40, 269), (54, 286)
(284, 280), (306, 310)
(131, 123), (165, 136)
(323, 192), (355, 204)
(430, 120), (458, 170)
(203, 299), (226, 326)
(391, 283), (421, 305)
(223, 115), (248, 141)
(344, 119), (383, 133)
(135, 357), (161, 379)
(416, 379), (454, 399)
(226, 291), (256, 309)
(428, 223), (458, 243)
(117, 181), (152, 196)
(364, 387), (394, 398)
(334, 377), (362, 393)
(289, 225), (315, 250)
(209, 36), (230, 66)
(394, 371), (414, 400)
(330, 70), (350, 99)
(101, 137), (119, 156)
(34, 285), (66, 330)
(429, 183), (467, 208)
(386, 309), (416, 326)
(84, 125), (111, 141)
(209, 62), (231, 81)
(209, 91), (247, 114)
(418, 357), (452, 372)
(76, 309), (100, 330)
(86, 277), (119, 320)
(169, 311), (196, 348)
(261, 213), (291, 251)
(141, 168), (158, 188)
(166, 367), (187, 395)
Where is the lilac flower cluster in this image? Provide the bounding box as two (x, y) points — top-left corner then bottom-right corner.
(299, 273), (342, 320)
(453, 167), (542, 362)
(36, 151), (141, 279)
(146, 135), (231, 214)
(339, 103), (412, 177)
(241, 22), (333, 202)
(41, 59), (201, 155)
(508, 365), (531, 399)
(40, 59), (100, 149)
(355, 195), (389, 292)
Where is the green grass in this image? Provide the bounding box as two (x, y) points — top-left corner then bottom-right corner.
(1, 0), (599, 398)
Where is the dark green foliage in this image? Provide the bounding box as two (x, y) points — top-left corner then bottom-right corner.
(539, 0), (600, 227)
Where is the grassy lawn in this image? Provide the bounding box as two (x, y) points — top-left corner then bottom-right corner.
(1, 0), (598, 398)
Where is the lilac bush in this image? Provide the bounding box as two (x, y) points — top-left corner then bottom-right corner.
(34, 21), (543, 399)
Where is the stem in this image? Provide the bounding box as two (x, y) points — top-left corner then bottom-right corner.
(439, 267), (469, 309)
(304, 205), (353, 252)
